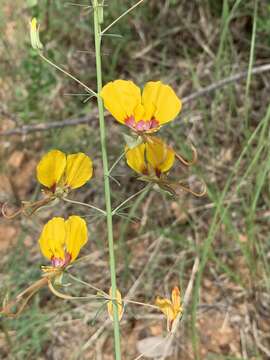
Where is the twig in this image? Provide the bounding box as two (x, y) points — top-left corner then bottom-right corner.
(0, 115), (95, 136)
(182, 257), (200, 307)
(182, 63), (270, 104)
(1, 63), (270, 137)
(252, 320), (270, 358)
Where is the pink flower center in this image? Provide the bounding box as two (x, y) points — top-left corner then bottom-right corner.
(51, 252), (71, 268)
(125, 116), (159, 132)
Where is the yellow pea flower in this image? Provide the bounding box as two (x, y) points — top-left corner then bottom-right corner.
(155, 286), (183, 332)
(101, 80), (181, 134)
(39, 216), (88, 269)
(125, 137), (175, 178)
(107, 287), (124, 322)
(36, 149), (93, 196)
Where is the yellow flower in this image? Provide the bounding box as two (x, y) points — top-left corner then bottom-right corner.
(39, 216), (88, 268)
(107, 287), (124, 322)
(36, 149), (93, 196)
(155, 286), (183, 332)
(125, 137), (175, 177)
(101, 80), (181, 134)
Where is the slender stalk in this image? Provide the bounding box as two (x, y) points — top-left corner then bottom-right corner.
(112, 185), (151, 215)
(101, 0), (145, 35)
(67, 273), (106, 294)
(63, 197), (106, 216)
(92, 1), (121, 359)
(244, 0), (258, 130)
(124, 298), (159, 310)
(108, 151), (125, 175)
(39, 53), (97, 97)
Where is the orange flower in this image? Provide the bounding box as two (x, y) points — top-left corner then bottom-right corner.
(155, 286), (183, 332)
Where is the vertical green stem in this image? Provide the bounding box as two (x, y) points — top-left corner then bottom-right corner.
(92, 1), (122, 359)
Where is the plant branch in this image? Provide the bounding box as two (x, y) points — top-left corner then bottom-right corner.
(39, 53), (97, 97)
(101, 0), (145, 35)
(112, 185), (151, 216)
(63, 197), (106, 216)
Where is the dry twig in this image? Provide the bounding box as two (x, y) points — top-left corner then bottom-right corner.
(1, 64), (270, 137)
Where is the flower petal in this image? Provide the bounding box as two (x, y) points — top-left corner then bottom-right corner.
(155, 297), (175, 321)
(101, 80), (141, 123)
(39, 217), (66, 261)
(125, 143), (147, 175)
(171, 286), (181, 313)
(36, 150), (66, 189)
(146, 137), (175, 174)
(65, 153), (93, 189)
(142, 81), (182, 124)
(107, 287), (124, 321)
(65, 215), (88, 262)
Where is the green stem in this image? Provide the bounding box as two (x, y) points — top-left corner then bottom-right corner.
(92, 1), (122, 359)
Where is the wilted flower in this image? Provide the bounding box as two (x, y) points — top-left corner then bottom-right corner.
(39, 216), (88, 270)
(37, 149), (93, 197)
(107, 287), (124, 322)
(101, 80), (181, 134)
(155, 286), (183, 332)
(125, 136), (175, 178)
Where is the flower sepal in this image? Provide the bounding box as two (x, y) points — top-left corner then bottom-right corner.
(53, 272), (64, 286)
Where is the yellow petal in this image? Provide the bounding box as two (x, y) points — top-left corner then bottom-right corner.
(171, 286), (181, 313)
(155, 297), (175, 321)
(36, 150), (66, 189)
(65, 153), (93, 189)
(146, 137), (175, 174)
(65, 216), (88, 262)
(142, 81), (182, 125)
(125, 143), (147, 175)
(101, 80), (141, 124)
(39, 217), (66, 261)
(107, 287), (124, 321)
